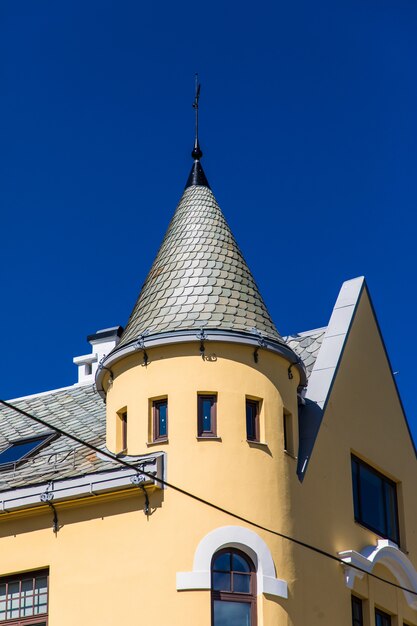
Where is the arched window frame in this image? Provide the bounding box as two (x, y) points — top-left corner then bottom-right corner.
(211, 547), (257, 626)
(176, 525), (287, 599)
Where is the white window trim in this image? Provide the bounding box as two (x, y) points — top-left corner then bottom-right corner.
(339, 539), (417, 610)
(176, 525), (287, 599)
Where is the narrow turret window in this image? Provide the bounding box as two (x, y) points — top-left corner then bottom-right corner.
(211, 549), (256, 626)
(197, 394), (217, 437)
(246, 400), (259, 442)
(117, 409), (128, 453)
(121, 411), (127, 451)
(283, 410), (294, 455)
(153, 399), (168, 441)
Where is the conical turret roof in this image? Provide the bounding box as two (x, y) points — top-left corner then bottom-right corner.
(118, 160), (284, 349)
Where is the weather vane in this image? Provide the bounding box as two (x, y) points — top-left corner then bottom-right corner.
(192, 73), (203, 160)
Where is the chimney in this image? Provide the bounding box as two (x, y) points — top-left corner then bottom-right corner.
(73, 326), (123, 385)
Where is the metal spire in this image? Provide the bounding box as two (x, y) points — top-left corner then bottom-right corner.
(185, 73), (210, 188)
(192, 73), (203, 160)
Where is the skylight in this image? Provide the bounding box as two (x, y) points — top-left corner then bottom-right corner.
(0, 433), (57, 469)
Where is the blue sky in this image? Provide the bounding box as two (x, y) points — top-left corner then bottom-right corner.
(1, 1), (416, 440)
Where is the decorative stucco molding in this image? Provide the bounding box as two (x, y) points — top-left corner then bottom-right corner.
(339, 540), (417, 609)
(176, 525), (287, 599)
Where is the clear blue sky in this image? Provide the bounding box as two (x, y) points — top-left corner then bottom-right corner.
(1, 1), (416, 440)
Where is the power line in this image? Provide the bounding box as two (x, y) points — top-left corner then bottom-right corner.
(0, 396), (416, 599)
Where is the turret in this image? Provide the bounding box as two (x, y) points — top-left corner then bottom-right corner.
(94, 82), (306, 625)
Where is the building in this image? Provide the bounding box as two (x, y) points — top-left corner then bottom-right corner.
(0, 127), (416, 626)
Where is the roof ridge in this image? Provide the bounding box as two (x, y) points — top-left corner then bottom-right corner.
(7, 383), (95, 404)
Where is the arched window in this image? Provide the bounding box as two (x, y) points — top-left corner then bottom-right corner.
(211, 548), (257, 626)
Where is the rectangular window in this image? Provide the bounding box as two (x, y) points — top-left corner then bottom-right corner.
(351, 596), (363, 626)
(351, 455), (399, 544)
(0, 569), (48, 624)
(375, 609), (391, 626)
(153, 399), (168, 441)
(246, 400), (259, 442)
(198, 395), (217, 437)
(283, 410), (294, 455)
(116, 409), (127, 453)
(121, 411), (127, 451)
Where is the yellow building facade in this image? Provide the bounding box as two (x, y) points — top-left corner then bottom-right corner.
(0, 139), (416, 626)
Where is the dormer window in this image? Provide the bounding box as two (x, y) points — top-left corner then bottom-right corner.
(0, 433), (57, 470)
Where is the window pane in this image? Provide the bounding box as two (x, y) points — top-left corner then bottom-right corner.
(232, 553), (251, 573)
(384, 482), (399, 543)
(375, 610), (391, 626)
(359, 466), (385, 534)
(351, 596), (363, 626)
(352, 456), (400, 543)
(233, 573), (251, 593)
(213, 600), (251, 626)
(201, 397), (213, 432)
(352, 459), (359, 518)
(246, 402), (256, 440)
(213, 572), (231, 592)
(35, 576), (47, 593)
(158, 402), (167, 437)
(213, 552), (231, 572)
(0, 435), (53, 467)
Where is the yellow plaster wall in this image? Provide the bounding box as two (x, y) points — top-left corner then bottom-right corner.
(105, 342), (300, 525)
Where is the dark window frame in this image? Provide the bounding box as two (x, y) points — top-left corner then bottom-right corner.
(197, 394), (217, 438)
(351, 595), (363, 626)
(351, 455), (400, 544)
(375, 608), (391, 626)
(153, 399), (168, 442)
(211, 548), (257, 626)
(0, 569), (49, 625)
(246, 399), (260, 442)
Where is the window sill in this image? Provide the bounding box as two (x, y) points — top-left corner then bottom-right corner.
(284, 449), (297, 460)
(247, 440), (269, 448)
(196, 436), (222, 441)
(147, 439), (169, 447)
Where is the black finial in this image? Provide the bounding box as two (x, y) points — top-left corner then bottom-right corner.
(192, 73), (203, 160)
(185, 74), (210, 189)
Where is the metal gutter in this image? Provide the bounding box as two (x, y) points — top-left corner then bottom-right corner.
(95, 329), (306, 399)
(0, 452), (165, 515)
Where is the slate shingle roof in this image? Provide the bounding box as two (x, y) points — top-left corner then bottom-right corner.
(284, 329), (327, 379)
(119, 182), (284, 348)
(0, 384), (109, 490)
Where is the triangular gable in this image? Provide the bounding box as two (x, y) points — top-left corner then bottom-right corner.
(297, 277), (416, 481)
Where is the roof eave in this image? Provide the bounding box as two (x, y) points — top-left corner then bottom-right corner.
(96, 328), (306, 399)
